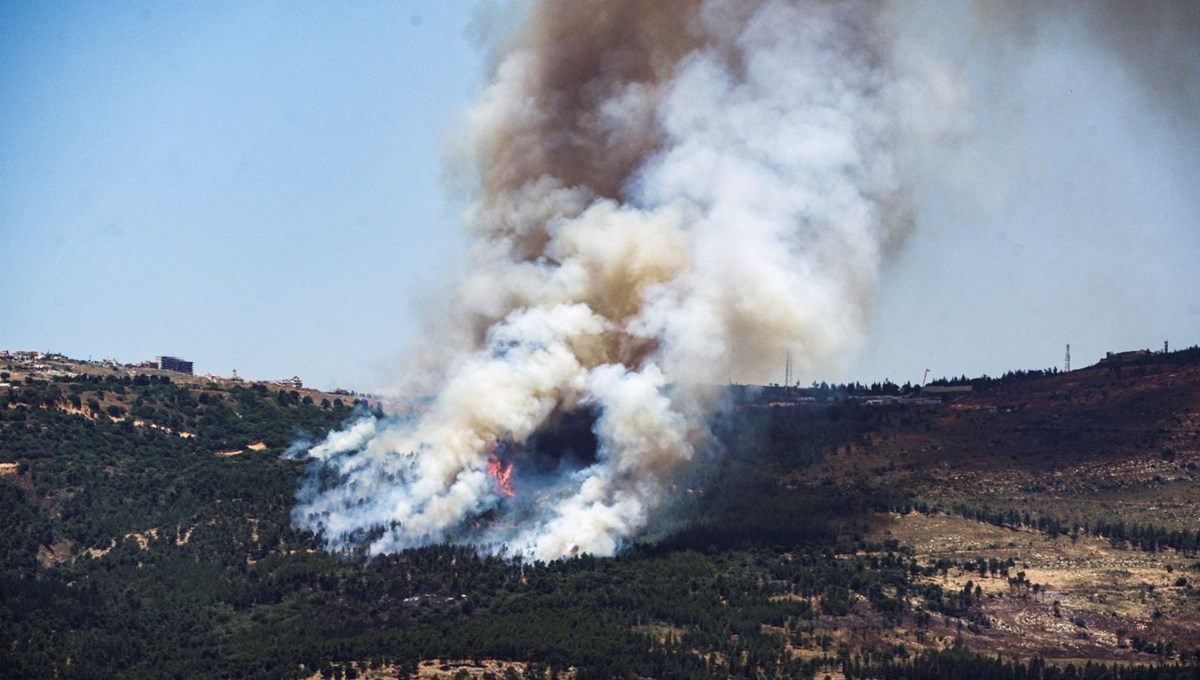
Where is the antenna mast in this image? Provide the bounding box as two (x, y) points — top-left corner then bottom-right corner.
(784, 350), (793, 391)
(1065, 344), (1070, 373)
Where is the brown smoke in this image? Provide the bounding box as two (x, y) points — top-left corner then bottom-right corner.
(476, 1), (704, 209)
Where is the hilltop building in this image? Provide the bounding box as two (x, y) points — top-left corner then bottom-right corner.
(277, 376), (303, 389)
(156, 356), (194, 375)
(1101, 349), (1153, 364)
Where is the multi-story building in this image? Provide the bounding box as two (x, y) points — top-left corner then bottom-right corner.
(156, 356), (194, 375)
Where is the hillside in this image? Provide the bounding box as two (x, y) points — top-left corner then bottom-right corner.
(2, 350), (1199, 679)
(816, 352), (1200, 535)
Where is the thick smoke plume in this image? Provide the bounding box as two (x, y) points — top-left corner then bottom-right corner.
(289, 0), (1196, 560)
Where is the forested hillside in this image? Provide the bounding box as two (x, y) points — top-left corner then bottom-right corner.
(2, 355), (1199, 679)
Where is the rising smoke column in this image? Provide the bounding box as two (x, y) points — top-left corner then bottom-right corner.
(290, 0), (933, 560)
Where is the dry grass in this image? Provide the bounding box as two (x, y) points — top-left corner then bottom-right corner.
(36, 539), (73, 567)
(873, 512), (1200, 661)
(303, 659), (575, 680)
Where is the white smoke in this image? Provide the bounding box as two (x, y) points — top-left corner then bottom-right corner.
(288, 0), (1194, 560)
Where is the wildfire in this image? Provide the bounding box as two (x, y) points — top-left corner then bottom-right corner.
(487, 453), (515, 497)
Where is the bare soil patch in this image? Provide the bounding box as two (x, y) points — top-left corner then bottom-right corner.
(875, 512), (1200, 661)
(304, 659), (575, 680)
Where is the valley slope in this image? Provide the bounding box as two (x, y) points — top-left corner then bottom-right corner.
(2, 350), (1198, 679)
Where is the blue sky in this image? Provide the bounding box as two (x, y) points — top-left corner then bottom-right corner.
(2, 2), (482, 389)
(2, 1), (1197, 390)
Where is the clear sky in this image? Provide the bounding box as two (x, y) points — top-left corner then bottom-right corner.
(3, 2), (1198, 391)
(1, 2), (483, 390)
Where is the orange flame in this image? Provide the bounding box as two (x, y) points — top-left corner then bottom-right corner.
(487, 453), (515, 497)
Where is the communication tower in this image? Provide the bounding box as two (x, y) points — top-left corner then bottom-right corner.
(784, 351), (793, 391)
(1065, 344), (1070, 373)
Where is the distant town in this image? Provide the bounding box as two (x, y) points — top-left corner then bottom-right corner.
(0, 349), (368, 400)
